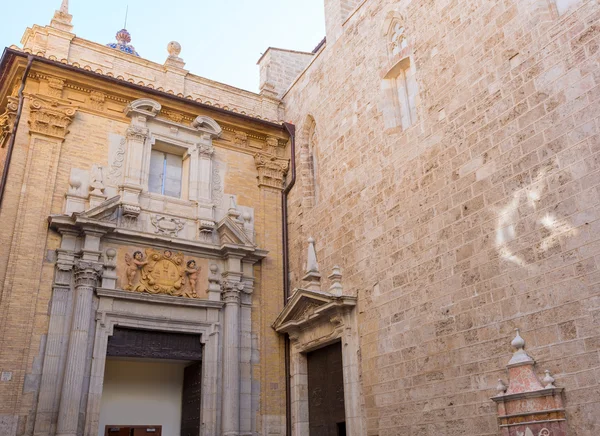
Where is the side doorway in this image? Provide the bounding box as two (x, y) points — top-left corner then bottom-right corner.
(307, 342), (346, 436)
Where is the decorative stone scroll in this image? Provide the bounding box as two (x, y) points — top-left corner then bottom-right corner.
(28, 97), (76, 139)
(125, 248), (200, 298)
(492, 330), (567, 436)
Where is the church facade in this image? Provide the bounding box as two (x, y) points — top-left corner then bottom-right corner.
(0, 0), (599, 435)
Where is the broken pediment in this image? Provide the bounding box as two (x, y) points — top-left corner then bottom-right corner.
(216, 216), (254, 247)
(77, 195), (121, 222)
(273, 288), (356, 333)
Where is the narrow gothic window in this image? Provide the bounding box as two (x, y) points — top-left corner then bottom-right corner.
(149, 149), (183, 198)
(393, 60), (418, 130)
(382, 18), (418, 130)
(309, 124), (319, 204)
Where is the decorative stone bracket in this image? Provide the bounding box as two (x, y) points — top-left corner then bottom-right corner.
(492, 330), (567, 436)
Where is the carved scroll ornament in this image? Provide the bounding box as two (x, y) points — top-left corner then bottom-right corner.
(125, 248), (200, 298)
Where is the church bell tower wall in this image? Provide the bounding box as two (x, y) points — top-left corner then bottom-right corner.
(282, 0), (600, 434)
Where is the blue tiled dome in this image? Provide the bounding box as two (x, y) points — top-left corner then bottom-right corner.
(106, 29), (140, 57)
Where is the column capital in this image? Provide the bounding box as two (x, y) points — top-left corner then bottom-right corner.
(28, 96), (77, 140)
(254, 152), (289, 190)
(74, 260), (103, 288)
(221, 279), (245, 304)
(125, 125), (149, 142)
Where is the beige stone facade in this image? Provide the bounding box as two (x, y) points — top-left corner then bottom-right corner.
(1, 0), (600, 435)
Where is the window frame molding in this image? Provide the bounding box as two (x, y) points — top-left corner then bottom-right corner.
(119, 98), (222, 225)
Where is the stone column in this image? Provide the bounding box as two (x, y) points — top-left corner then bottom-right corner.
(56, 255), (102, 436)
(221, 255), (244, 436)
(34, 230), (78, 436)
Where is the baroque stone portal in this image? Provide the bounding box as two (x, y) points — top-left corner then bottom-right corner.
(125, 248), (200, 298)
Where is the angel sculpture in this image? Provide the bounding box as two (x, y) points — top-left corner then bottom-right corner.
(125, 251), (148, 290)
(185, 260), (200, 297)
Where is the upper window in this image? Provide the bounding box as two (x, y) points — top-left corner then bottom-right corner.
(392, 59), (418, 130)
(149, 149), (183, 198)
(381, 16), (418, 131)
(390, 22), (408, 57)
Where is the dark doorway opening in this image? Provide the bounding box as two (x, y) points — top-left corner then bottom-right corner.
(101, 328), (203, 436)
(307, 341), (346, 436)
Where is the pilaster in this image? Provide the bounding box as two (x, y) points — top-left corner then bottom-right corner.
(56, 229), (104, 436)
(0, 94), (76, 428)
(221, 255), (244, 436)
(33, 230), (78, 436)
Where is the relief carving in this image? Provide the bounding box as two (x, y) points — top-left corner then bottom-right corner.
(46, 77), (65, 99)
(28, 97), (76, 139)
(124, 248), (200, 298)
(212, 163), (223, 206)
(89, 91), (106, 111)
(0, 96), (18, 146)
(151, 215), (185, 237)
(107, 138), (126, 184)
(254, 152), (289, 190)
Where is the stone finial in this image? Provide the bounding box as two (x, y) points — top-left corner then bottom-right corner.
(508, 329), (534, 366)
(101, 248), (118, 289)
(51, 0), (73, 32)
(302, 237), (321, 291)
(68, 175), (82, 195)
(165, 41), (186, 68)
(228, 196), (242, 221)
(543, 370), (556, 389)
(167, 41), (182, 57)
(328, 265), (343, 296)
(496, 379), (507, 395)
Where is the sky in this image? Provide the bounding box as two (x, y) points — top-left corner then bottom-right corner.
(2, 1), (326, 93)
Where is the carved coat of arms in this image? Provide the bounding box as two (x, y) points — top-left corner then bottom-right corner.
(125, 248), (199, 298)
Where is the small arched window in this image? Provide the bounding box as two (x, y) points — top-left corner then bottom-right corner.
(382, 16), (418, 131)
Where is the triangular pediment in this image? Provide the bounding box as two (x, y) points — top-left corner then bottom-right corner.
(216, 216), (253, 247)
(273, 288), (346, 332)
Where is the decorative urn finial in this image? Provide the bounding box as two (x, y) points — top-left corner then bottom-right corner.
(107, 28), (140, 56)
(508, 328), (534, 365)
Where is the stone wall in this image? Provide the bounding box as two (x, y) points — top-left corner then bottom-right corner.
(284, 0), (600, 434)
(258, 48), (315, 98)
